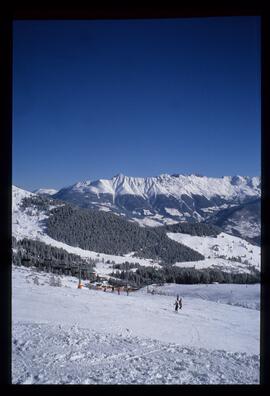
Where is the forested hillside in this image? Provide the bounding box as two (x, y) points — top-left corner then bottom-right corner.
(12, 237), (96, 278)
(45, 204), (205, 264)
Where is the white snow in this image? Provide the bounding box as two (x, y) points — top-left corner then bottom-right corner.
(147, 283), (260, 310)
(143, 209), (153, 215)
(12, 185), (34, 212)
(132, 216), (178, 227)
(12, 265), (260, 384)
(164, 207), (183, 217)
(94, 259), (161, 277)
(33, 188), (58, 195)
(173, 258), (253, 273)
(98, 206), (112, 212)
(67, 174), (261, 201)
(167, 232), (260, 271)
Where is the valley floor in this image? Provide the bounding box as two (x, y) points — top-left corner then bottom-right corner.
(12, 266), (260, 384)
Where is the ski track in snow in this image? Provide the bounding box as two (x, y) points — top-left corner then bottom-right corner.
(12, 266), (260, 384)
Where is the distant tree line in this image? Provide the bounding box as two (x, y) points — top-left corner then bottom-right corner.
(154, 222), (222, 237)
(112, 262), (141, 270)
(110, 265), (260, 286)
(12, 237), (96, 279)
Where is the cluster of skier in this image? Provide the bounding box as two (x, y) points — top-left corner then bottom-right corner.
(103, 285), (130, 295)
(89, 283), (132, 295)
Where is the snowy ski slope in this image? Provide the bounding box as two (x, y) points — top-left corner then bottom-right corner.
(12, 266), (260, 384)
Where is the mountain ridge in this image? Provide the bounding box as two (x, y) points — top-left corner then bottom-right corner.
(53, 173), (260, 201)
(49, 173), (260, 242)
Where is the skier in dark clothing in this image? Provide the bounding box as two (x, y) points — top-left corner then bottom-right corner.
(179, 298), (182, 310)
(174, 299), (179, 312)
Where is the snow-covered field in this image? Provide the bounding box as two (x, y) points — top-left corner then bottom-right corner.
(168, 232), (260, 273)
(132, 215), (179, 227)
(147, 283), (260, 310)
(12, 266), (260, 384)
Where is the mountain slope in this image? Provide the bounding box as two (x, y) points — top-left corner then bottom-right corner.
(205, 199), (261, 245)
(45, 203), (204, 263)
(13, 186), (205, 265)
(167, 232), (260, 273)
(52, 174), (260, 241)
(12, 265), (260, 384)
(12, 185), (260, 274)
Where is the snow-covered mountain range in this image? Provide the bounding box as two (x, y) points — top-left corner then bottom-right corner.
(49, 173), (261, 242)
(54, 173), (260, 200)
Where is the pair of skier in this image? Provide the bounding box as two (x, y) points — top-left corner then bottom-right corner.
(174, 294), (182, 312)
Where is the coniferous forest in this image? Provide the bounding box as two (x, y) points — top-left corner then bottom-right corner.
(12, 237), (96, 279)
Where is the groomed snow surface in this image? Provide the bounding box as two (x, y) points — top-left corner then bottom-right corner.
(12, 266), (260, 385)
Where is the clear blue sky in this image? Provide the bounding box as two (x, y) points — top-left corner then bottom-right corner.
(13, 17), (261, 191)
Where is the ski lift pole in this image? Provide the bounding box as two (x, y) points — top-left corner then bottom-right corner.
(78, 263), (82, 289)
(126, 264), (129, 296)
